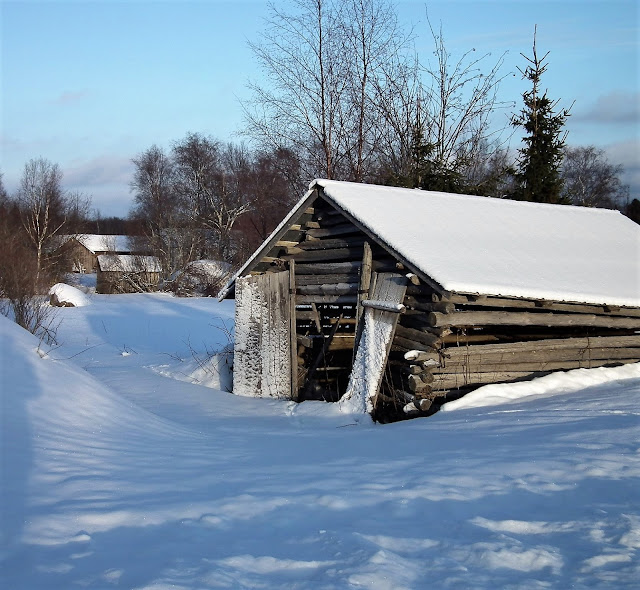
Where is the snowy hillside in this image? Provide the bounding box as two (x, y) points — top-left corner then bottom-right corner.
(1, 293), (639, 589)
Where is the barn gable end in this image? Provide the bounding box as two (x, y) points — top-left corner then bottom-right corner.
(223, 180), (640, 421)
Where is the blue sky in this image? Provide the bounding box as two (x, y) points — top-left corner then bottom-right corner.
(1, 0), (638, 217)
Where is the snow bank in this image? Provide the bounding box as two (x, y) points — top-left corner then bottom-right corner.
(2, 295), (639, 589)
(443, 362), (640, 411)
(48, 283), (90, 307)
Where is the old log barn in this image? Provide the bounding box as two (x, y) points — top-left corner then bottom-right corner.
(220, 180), (640, 421)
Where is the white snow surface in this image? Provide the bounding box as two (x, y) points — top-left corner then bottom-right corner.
(1, 293), (639, 589)
(69, 234), (132, 254)
(314, 180), (640, 306)
(48, 283), (91, 307)
(97, 254), (162, 273)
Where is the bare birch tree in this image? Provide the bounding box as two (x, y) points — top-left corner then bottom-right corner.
(17, 158), (66, 287)
(561, 145), (629, 208)
(244, 0), (414, 182)
(245, 0), (344, 180)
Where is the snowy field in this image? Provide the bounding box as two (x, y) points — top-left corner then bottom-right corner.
(1, 291), (639, 589)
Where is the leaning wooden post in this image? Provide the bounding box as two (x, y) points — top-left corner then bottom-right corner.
(353, 241), (373, 362)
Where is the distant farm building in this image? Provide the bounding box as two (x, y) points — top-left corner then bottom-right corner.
(96, 255), (162, 294)
(221, 179), (640, 421)
(58, 234), (134, 273)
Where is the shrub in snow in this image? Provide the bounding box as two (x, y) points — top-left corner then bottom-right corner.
(169, 260), (232, 297)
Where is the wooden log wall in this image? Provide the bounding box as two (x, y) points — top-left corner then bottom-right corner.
(392, 281), (640, 417)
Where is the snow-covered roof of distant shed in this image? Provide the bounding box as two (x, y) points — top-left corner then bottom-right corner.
(97, 255), (161, 273)
(69, 234), (132, 254)
(222, 179), (640, 307)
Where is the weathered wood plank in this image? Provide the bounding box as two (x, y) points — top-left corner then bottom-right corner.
(421, 346), (640, 365)
(395, 325), (440, 348)
(291, 237), (366, 252)
(297, 283), (359, 296)
(289, 262), (299, 400)
(432, 371), (540, 389)
(361, 300), (406, 313)
(431, 357), (640, 375)
(393, 335), (440, 353)
(296, 273), (360, 286)
(354, 241), (373, 354)
(343, 273), (408, 413)
(436, 334), (640, 356)
(404, 296), (455, 313)
(306, 222), (361, 238)
(429, 310), (640, 329)
(282, 247), (363, 263)
(296, 294), (358, 304)
(434, 293), (640, 317)
(294, 261), (362, 275)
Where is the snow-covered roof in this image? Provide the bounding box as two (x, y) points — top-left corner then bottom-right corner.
(69, 234), (132, 254)
(225, 179), (640, 307)
(97, 255), (162, 273)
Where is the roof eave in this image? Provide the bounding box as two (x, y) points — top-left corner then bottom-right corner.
(217, 185), (320, 300)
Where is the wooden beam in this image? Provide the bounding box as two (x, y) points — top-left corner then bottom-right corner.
(294, 261), (361, 275)
(306, 223), (360, 239)
(418, 346), (640, 366)
(428, 310), (640, 329)
(438, 334), (640, 355)
(361, 300), (406, 313)
(292, 237), (365, 252)
(354, 241), (373, 355)
(297, 283), (359, 296)
(283, 247), (363, 263)
(395, 325), (440, 347)
(296, 294), (358, 304)
(434, 293), (640, 317)
(432, 357), (639, 375)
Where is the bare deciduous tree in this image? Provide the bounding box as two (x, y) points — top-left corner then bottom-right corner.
(244, 0), (415, 182)
(561, 145), (629, 209)
(245, 2), (510, 193)
(17, 158), (66, 287)
(130, 145), (197, 276)
(245, 0), (344, 180)
(172, 133), (253, 261)
(418, 18), (511, 192)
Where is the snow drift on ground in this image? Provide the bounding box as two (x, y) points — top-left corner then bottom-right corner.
(1, 293), (639, 589)
(48, 283), (91, 307)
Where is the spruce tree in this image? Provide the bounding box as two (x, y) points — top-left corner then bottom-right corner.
(512, 28), (571, 203)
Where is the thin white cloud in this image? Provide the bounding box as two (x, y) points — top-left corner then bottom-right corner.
(51, 90), (89, 106)
(64, 155), (133, 188)
(575, 91), (640, 125)
(604, 139), (640, 198)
